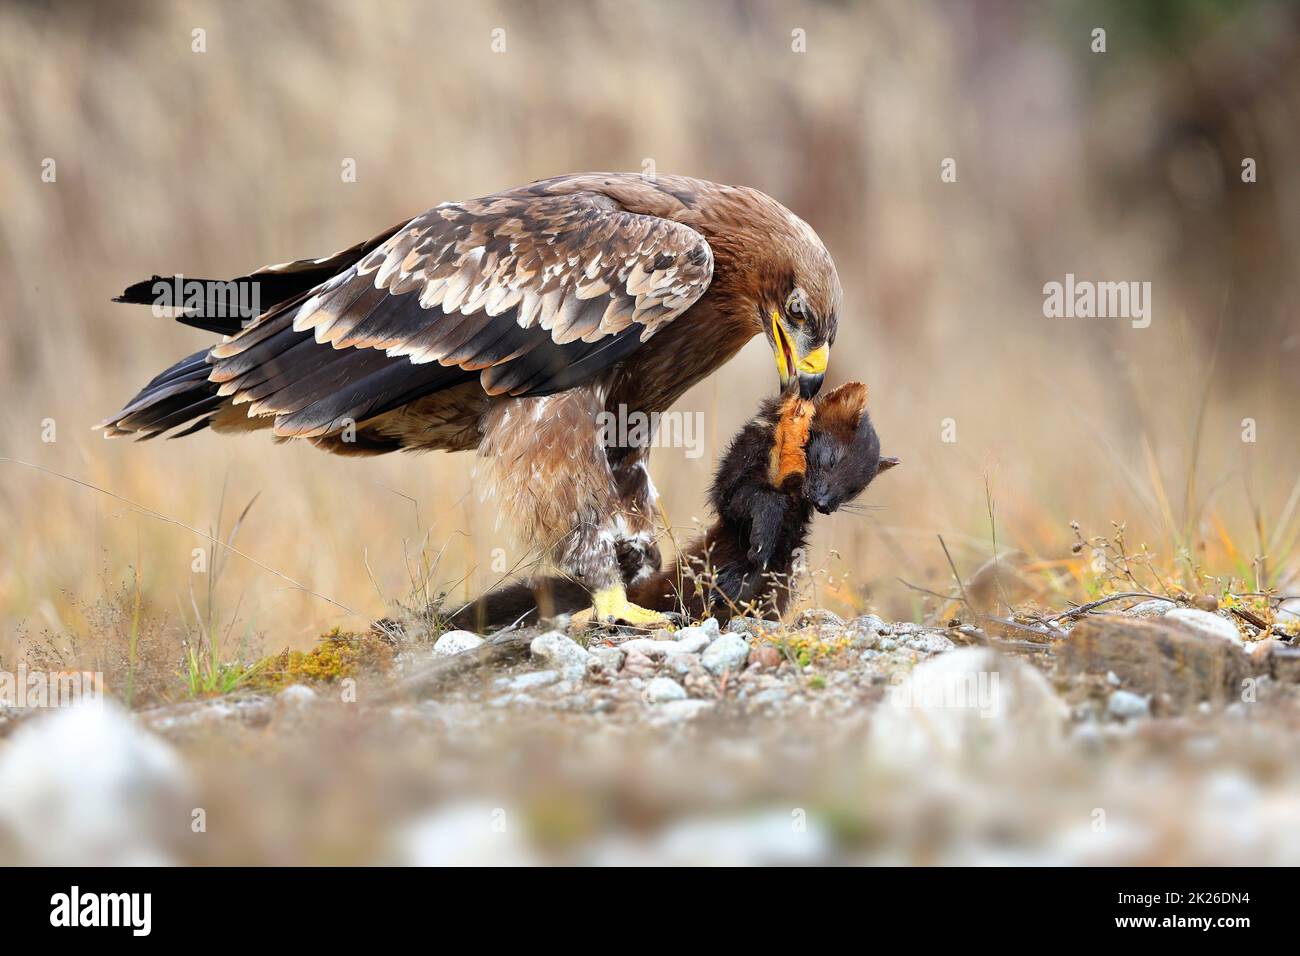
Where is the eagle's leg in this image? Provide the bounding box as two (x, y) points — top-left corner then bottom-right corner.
(610, 445), (663, 585)
(479, 391), (669, 627)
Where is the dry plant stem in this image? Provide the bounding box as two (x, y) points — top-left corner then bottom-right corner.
(937, 534), (973, 613)
(896, 577), (961, 604)
(1046, 590), (1173, 625)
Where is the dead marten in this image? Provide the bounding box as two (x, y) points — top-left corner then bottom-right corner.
(449, 382), (897, 629)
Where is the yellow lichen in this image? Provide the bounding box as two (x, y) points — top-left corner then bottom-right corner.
(248, 628), (393, 690)
(763, 628), (855, 665)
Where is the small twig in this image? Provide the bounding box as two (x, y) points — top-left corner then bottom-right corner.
(1238, 592), (1300, 605)
(1229, 605), (1283, 639)
(1045, 590), (1172, 625)
(896, 577), (962, 603)
(984, 616), (1066, 642)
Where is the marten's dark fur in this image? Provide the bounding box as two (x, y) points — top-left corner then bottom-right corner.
(449, 382), (896, 630)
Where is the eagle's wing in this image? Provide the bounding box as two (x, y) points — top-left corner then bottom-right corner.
(207, 190), (715, 438)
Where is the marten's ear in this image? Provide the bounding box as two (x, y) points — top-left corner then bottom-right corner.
(813, 381), (868, 442)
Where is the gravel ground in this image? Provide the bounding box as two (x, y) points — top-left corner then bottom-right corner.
(3, 602), (1299, 865)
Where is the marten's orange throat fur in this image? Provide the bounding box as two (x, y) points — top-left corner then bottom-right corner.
(768, 395), (816, 488)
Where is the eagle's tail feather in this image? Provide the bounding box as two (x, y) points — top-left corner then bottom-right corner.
(112, 219), (409, 336)
(96, 348), (225, 439)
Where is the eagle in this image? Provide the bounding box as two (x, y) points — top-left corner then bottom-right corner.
(99, 173), (841, 626)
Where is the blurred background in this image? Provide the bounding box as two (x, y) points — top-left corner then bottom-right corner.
(2, 0), (1298, 663)
(3, 0), (1300, 869)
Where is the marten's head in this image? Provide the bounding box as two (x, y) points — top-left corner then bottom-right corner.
(804, 382), (899, 514)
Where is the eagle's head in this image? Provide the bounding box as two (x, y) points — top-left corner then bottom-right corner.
(757, 211), (841, 399)
(673, 178), (842, 398)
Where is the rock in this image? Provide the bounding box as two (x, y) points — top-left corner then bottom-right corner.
(1056, 616), (1255, 709)
(850, 613), (889, 635)
(529, 630), (591, 679)
(621, 648), (658, 679)
(795, 608), (843, 628)
(681, 668), (715, 698)
(878, 637), (898, 652)
(683, 618), (721, 639)
(750, 687), (790, 706)
(846, 629), (878, 650)
(1247, 639), (1280, 671)
(140, 695), (273, 733)
(1164, 608), (1243, 645)
(676, 632), (711, 654)
(671, 626), (715, 653)
(620, 637), (700, 658)
(1124, 598), (1177, 618)
(589, 646), (625, 674)
(649, 700), (715, 723)
(432, 630), (487, 657)
(726, 617), (780, 637)
(489, 692), (538, 708)
(870, 647), (1068, 768)
(0, 702), (190, 865)
(749, 645), (783, 670)
(394, 802), (539, 866)
(277, 684), (317, 706)
(666, 654), (699, 677)
(493, 670), (560, 692)
(643, 677), (687, 704)
(1107, 689), (1150, 720)
(905, 632), (956, 655)
(846, 617), (893, 648)
(586, 811), (831, 866)
(1271, 647), (1300, 683)
(702, 633), (750, 676)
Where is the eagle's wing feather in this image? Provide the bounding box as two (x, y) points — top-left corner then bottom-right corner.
(204, 189), (714, 437)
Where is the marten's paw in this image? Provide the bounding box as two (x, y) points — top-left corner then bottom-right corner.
(746, 492), (789, 570)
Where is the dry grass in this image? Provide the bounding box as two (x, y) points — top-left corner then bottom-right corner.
(2, 1), (1299, 700)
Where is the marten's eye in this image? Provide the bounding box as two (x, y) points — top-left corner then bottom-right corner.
(814, 445), (841, 469)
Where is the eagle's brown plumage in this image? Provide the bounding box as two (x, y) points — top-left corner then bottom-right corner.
(100, 173), (842, 622)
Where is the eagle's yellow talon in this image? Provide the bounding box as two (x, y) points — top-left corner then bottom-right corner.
(576, 585), (669, 628)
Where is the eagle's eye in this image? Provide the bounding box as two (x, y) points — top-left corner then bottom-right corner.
(785, 288), (809, 324)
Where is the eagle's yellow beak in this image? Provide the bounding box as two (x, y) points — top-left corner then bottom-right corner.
(772, 312), (829, 398)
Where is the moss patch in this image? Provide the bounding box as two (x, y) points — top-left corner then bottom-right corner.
(249, 628), (394, 690)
